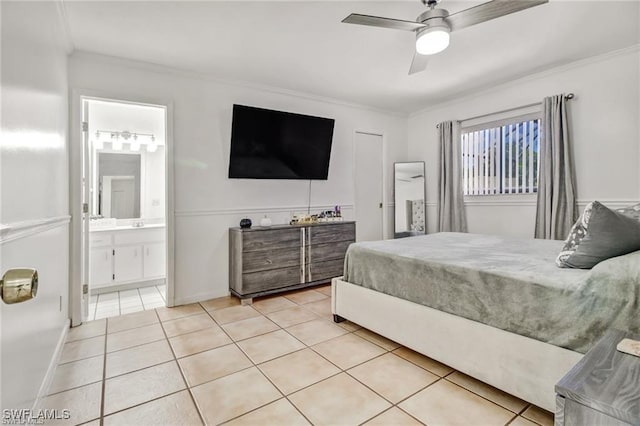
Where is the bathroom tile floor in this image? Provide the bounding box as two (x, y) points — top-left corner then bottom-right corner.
(49, 285), (554, 425)
(89, 284), (166, 321)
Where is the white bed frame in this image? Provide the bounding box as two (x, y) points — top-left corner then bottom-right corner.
(331, 277), (583, 412)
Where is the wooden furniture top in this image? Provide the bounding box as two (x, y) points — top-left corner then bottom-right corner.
(555, 329), (640, 424)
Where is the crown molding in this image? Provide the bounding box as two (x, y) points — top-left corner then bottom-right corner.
(175, 204), (354, 218)
(409, 43), (640, 118)
(70, 51), (408, 118)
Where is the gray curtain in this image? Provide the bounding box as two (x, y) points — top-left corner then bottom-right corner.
(534, 94), (577, 240)
(437, 121), (467, 232)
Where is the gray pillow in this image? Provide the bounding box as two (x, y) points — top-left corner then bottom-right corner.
(556, 201), (640, 269)
(617, 202), (640, 222)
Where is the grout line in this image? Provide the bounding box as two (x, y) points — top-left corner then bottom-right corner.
(199, 301), (319, 424)
(100, 388), (190, 422)
(152, 308), (207, 426)
(447, 379), (526, 416)
(80, 289), (542, 425)
(519, 403), (532, 415)
(157, 284), (166, 303)
(443, 374), (527, 414)
(197, 302), (302, 424)
(99, 318), (108, 426)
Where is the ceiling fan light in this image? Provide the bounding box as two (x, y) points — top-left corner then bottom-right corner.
(415, 26), (450, 55)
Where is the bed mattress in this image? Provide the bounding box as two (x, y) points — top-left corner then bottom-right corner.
(343, 232), (640, 353)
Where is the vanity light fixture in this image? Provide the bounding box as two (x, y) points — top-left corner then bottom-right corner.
(130, 133), (141, 151)
(111, 133), (123, 150)
(94, 129), (157, 152)
(93, 131), (104, 150)
(147, 135), (157, 153)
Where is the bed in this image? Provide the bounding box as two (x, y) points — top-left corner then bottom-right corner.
(331, 232), (640, 412)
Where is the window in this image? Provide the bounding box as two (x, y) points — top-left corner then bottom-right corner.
(461, 115), (541, 195)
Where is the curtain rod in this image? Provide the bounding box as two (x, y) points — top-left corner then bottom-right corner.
(436, 93), (575, 128)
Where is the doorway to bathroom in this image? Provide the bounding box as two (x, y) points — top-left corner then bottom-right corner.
(73, 96), (171, 323)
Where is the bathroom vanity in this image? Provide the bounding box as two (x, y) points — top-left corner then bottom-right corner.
(90, 224), (166, 291)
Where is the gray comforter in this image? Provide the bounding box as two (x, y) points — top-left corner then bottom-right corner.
(343, 232), (640, 353)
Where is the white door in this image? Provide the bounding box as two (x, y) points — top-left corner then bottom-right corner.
(114, 245), (144, 282)
(110, 177), (135, 218)
(144, 242), (167, 278)
(354, 132), (384, 241)
(1, 1), (70, 409)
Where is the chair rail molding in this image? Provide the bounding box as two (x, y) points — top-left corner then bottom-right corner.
(175, 204), (354, 217)
(0, 215), (71, 245)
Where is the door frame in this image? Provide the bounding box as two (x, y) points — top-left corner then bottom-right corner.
(352, 129), (387, 241)
(69, 89), (176, 326)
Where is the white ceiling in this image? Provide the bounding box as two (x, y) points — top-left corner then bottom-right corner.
(62, 1), (639, 114)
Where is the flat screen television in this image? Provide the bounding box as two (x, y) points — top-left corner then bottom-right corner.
(228, 104), (335, 180)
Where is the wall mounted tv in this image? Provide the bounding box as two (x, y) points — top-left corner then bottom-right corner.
(228, 104), (335, 180)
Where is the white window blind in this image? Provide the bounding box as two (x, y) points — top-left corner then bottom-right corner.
(461, 113), (541, 196)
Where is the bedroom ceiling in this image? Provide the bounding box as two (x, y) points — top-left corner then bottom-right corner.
(62, 1), (639, 114)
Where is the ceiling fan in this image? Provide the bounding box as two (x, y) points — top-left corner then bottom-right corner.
(342, 0), (548, 75)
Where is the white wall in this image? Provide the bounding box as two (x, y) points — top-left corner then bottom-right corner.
(408, 47), (640, 238)
(144, 147), (166, 219)
(0, 1), (70, 410)
(69, 53), (407, 304)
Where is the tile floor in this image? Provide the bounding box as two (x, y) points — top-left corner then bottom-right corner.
(46, 285), (555, 425)
(88, 284), (166, 321)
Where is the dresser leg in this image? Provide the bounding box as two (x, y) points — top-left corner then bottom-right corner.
(241, 298), (253, 306)
(333, 314), (346, 323)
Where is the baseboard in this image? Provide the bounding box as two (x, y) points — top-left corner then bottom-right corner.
(32, 319), (70, 411)
(173, 290), (230, 307)
(90, 278), (166, 295)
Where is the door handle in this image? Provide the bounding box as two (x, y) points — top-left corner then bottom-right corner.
(1, 268), (38, 304)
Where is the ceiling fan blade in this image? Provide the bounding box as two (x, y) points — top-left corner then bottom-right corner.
(445, 0), (548, 32)
(409, 53), (429, 75)
(342, 14), (426, 32)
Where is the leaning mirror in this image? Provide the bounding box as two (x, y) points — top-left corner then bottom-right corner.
(394, 162), (426, 238)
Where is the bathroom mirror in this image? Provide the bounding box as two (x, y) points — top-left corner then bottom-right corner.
(394, 162), (426, 238)
(97, 152), (141, 219)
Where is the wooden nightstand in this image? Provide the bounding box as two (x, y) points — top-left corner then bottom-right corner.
(555, 329), (640, 426)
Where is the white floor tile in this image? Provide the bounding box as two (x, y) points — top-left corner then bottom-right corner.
(139, 287), (160, 296)
(119, 289), (140, 298)
(121, 306), (145, 314)
(96, 311), (119, 320)
(99, 292), (119, 302)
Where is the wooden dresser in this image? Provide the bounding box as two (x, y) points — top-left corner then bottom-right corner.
(555, 329), (640, 426)
(229, 221), (355, 302)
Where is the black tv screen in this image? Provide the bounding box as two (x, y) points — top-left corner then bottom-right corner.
(228, 104), (335, 180)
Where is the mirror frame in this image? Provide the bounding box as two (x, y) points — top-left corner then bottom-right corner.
(393, 161), (426, 238)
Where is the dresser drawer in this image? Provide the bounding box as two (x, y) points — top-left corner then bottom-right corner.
(242, 228), (301, 252)
(239, 267), (302, 294)
(308, 240), (352, 263)
(308, 258), (345, 282)
(562, 399), (630, 426)
(308, 223), (355, 244)
(242, 246), (301, 273)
